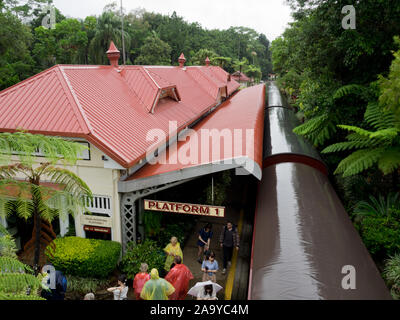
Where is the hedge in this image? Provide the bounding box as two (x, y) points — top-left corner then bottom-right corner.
(120, 240), (165, 279)
(45, 237), (121, 279)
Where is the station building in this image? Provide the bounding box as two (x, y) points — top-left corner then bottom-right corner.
(0, 42), (265, 252)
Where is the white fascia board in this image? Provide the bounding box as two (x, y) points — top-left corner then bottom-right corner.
(118, 156), (262, 193)
(102, 155), (125, 170)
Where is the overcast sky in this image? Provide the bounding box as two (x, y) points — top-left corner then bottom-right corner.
(52, 0), (293, 41)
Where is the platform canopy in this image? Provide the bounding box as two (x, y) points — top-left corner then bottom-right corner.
(119, 84), (266, 193)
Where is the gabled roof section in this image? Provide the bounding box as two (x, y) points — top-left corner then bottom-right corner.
(0, 65), (89, 136)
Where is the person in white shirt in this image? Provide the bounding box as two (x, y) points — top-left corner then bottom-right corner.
(107, 274), (129, 300)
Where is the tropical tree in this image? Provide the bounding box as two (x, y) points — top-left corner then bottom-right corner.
(0, 8), (34, 90)
(191, 49), (218, 66)
(232, 57), (249, 80)
(0, 132), (92, 270)
(211, 56), (232, 70)
(135, 33), (171, 66)
(245, 65), (262, 83)
(89, 10), (130, 65)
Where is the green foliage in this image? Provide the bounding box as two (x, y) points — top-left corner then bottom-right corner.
(0, 228), (44, 300)
(143, 211), (163, 237)
(0, 131), (88, 166)
(0, 9), (33, 90)
(353, 193), (400, 219)
(66, 275), (110, 295)
(135, 33), (172, 65)
(323, 101), (400, 177)
(379, 36), (400, 123)
(359, 216), (400, 258)
(332, 84), (368, 101)
(204, 171), (232, 206)
(191, 49), (218, 66)
(45, 237), (121, 279)
(293, 113), (338, 146)
(120, 240), (164, 279)
(211, 56), (232, 70)
(353, 194), (400, 258)
(149, 223), (185, 249)
(245, 64), (262, 82)
(0, 225), (17, 258)
(383, 254), (400, 299)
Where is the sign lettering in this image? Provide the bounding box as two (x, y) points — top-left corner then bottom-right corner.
(144, 200), (225, 218)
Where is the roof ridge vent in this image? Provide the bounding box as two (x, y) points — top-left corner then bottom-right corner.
(107, 41), (120, 67)
(178, 53), (186, 68)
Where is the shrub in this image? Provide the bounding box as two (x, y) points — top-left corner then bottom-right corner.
(359, 217), (400, 258)
(383, 254), (400, 299)
(151, 224), (185, 249)
(66, 275), (110, 295)
(45, 237), (121, 279)
(120, 240), (164, 279)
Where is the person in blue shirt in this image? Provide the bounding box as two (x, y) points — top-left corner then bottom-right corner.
(197, 223), (213, 263)
(201, 251), (219, 282)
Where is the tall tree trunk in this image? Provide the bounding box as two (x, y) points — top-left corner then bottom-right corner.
(32, 184), (41, 274)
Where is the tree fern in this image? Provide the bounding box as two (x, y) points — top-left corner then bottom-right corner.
(377, 148), (400, 175)
(333, 84), (367, 100)
(0, 132), (92, 267)
(323, 97), (400, 177)
(334, 148), (385, 177)
(293, 113), (338, 146)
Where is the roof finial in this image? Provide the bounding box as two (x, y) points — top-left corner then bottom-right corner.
(178, 53), (186, 68)
(205, 56), (210, 67)
(107, 41), (120, 67)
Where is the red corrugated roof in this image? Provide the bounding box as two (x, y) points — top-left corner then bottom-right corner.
(0, 64), (240, 168)
(126, 84), (265, 181)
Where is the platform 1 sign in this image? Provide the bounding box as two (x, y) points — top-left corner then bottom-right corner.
(144, 200), (225, 218)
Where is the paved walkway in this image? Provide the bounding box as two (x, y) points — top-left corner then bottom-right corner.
(182, 175), (255, 300)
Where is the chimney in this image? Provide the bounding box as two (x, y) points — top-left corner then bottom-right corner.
(205, 56), (210, 67)
(178, 53), (186, 68)
(107, 41), (120, 68)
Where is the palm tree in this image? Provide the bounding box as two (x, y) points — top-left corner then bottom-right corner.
(233, 57), (249, 83)
(0, 132), (92, 271)
(89, 11), (130, 64)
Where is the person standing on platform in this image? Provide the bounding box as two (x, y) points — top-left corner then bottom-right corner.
(133, 263), (151, 300)
(165, 256), (194, 300)
(140, 268), (175, 300)
(201, 251), (219, 282)
(197, 223), (213, 263)
(164, 236), (183, 272)
(219, 221), (239, 275)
